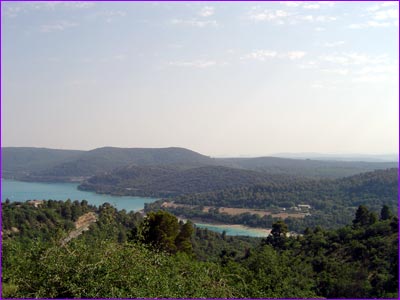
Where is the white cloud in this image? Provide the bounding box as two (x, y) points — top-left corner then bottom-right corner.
(249, 9), (290, 23)
(92, 11), (126, 23)
(373, 9), (398, 20)
(323, 41), (345, 47)
(199, 6), (214, 17)
(241, 50), (278, 61)
(348, 23), (362, 29)
(299, 15), (314, 21)
(315, 15), (337, 22)
(315, 27), (326, 31)
(303, 4), (320, 10)
(280, 2), (301, 7)
(3, 1), (95, 18)
(353, 4), (398, 29)
(286, 51), (306, 60)
(366, 5), (381, 12)
(248, 6), (337, 25)
(32, 1), (94, 10)
(297, 15), (336, 23)
(367, 1), (398, 11)
(40, 21), (78, 33)
(280, 1), (334, 9)
(317, 1), (335, 7)
(171, 19), (218, 28)
(64, 2), (95, 9)
(169, 60), (217, 68)
(242, 50), (306, 61)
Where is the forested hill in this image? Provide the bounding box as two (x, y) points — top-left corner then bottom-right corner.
(171, 168), (398, 209)
(216, 156), (397, 178)
(2, 147), (84, 178)
(2, 146), (216, 181)
(78, 165), (301, 197)
(2, 146), (397, 182)
(154, 168), (398, 231)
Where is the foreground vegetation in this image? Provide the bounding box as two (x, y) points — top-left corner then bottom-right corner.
(2, 200), (398, 298)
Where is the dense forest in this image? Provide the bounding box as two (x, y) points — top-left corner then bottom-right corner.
(145, 168), (398, 231)
(78, 165), (303, 197)
(2, 200), (398, 298)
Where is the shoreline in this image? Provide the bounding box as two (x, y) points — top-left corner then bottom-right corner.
(196, 222), (271, 236)
(178, 217), (271, 236)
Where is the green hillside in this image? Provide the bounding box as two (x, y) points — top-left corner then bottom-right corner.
(78, 165), (299, 197)
(151, 168), (398, 230)
(2, 200), (398, 298)
(2, 147), (84, 179)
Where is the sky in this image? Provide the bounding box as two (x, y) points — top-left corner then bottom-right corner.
(1, 1), (399, 157)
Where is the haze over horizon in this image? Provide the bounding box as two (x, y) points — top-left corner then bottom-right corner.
(1, 145), (397, 161)
(2, 1), (399, 157)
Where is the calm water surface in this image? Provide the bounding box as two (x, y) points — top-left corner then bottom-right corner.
(195, 223), (268, 237)
(2, 179), (269, 237)
(1, 179), (157, 212)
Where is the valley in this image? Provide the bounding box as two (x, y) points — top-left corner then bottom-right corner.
(2, 146), (397, 234)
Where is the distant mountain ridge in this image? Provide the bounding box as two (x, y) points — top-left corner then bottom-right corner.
(2, 147), (85, 178)
(215, 156), (396, 178)
(2, 147), (397, 185)
(2, 146), (216, 181)
(272, 152), (398, 162)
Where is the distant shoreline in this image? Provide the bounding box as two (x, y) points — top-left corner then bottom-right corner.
(178, 217), (271, 236)
(196, 222), (271, 236)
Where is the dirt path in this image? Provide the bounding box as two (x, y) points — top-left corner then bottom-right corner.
(62, 212), (97, 244)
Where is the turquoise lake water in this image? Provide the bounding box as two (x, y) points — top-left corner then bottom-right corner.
(1, 179), (157, 212)
(1, 179), (268, 237)
(195, 223), (267, 237)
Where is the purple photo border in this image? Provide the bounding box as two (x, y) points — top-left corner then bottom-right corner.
(1, 1), (3, 300)
(0, 0), (399, 299)
(397, 0), (400, 297)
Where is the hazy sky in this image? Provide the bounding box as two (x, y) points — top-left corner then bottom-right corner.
(2, 1), (399, 156)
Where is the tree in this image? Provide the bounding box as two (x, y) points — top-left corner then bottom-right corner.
(175, 220), (194, 254)
(264, 220), (288, 249)
(271, 220), (288, 238)
(141, 211), (180, 253)
(353, 205), (373, 227)
(61, 204), (72, 220)
(380, 205), (392, 221)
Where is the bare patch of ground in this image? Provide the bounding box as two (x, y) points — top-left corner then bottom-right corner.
(162, 201), (308, 219)
(62, 212), (97, 244)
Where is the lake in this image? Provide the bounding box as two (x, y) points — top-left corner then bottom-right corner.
(195, 223), (270, 238)
(1, 179), (270, 237)
(1, 179), (157, 212)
